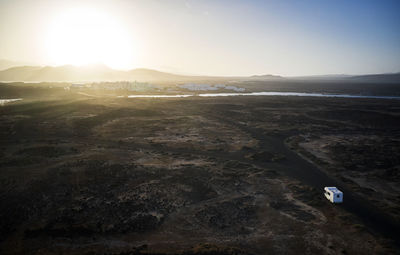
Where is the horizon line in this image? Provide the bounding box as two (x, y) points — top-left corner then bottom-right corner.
(1, 61), (399, 78)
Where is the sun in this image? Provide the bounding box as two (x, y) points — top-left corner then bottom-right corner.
(45, 7), (136, 69)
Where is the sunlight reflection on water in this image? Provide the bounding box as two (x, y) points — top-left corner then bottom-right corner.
(0, 99), (22, 105)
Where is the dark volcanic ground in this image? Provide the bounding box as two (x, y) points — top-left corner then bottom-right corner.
(0, 89), (400, 254)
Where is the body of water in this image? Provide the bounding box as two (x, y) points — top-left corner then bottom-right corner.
(125, 92), (400, 99)
(0, 98), (22, 105)
(127, 95), (192, 98)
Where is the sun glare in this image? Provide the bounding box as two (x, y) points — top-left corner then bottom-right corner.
(45, 7), (136, 69)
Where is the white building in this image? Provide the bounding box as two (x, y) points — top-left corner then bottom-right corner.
(324, 187), (343, 203)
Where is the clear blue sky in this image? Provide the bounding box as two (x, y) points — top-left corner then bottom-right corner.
(0, 0), (399, 76)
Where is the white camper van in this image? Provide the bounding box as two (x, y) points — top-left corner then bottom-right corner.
(324, 187), (343, 203)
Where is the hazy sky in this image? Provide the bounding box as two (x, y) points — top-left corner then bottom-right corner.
(0, 0), (399, 76)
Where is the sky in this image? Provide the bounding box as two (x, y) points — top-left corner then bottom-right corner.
(0, 0), (399, 76)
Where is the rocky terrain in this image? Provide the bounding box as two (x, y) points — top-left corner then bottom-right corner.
(0, 85), (399, 254)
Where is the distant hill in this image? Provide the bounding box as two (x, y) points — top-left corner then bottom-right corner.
(290, 73), (400, 83)
(0, 64), (219, 82)
(0, 64), (285, 83)
(0, 65), (189, 82)
(0, 64), (398, 83)
(248, 74), (283, 81)
(0, 59), (33, 71)
(0, 66), (44, 80)
(289, 74), (352, 80)
(349, 73), (400, 83)
(126, 68), (192, 82)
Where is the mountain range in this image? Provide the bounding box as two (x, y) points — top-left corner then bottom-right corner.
(0, 63), (399, 83)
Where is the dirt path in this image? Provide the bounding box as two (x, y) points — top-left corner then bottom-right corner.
(228, 120), (400, 246)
